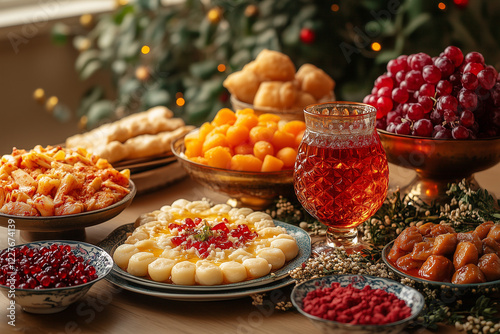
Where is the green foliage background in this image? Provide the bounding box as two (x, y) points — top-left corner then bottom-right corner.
(52, 0), (500, 128)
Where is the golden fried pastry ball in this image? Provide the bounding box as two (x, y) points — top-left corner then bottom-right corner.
(295, 64), (335, 100)
(253, 49), (296, 82)
(223, 70), (261, 104)
(254, 81), (298, 109)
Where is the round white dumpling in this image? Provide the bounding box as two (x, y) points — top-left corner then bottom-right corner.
(113, 244), (140, 269)
(171, 261), (196, 285)
(243, 258), (271, 279)
(257, 248), (286, 270)
(254, 220), (275, 230)
(270, 238), (299, 261)
(148, 258), (176, 282)
(258, 227), (286, 238)
(195, 262), (223, 286)
(220, 261), (247, 283)
(246, 211), (273, 223)
(127, 252), (156, 276)
(125, 229), (149, 244)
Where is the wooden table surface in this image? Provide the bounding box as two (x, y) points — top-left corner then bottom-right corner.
(1, 163), (499, 334)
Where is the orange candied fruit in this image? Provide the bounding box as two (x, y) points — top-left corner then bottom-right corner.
(185, 139), (203, 158)
(199, 122), (215, 140)
(261, 155), (284, 172)
(276, 147), (297, 168)
(230, 154), (262, 172)
(235, 108), (255, 116)
(258, 113), (281, 123)
(234, 113), (259, 130)
(204, 146), (232, 169)
(282, 120), (306, 137)
(211, 108), (237, 127)
(183, 107), (303, 172)
(226, 125), (249, 147)
(202, 133), (228, 154)
(253, 141), (274, 161)
(211, 124), (231, 135)
(249, 126), (274, 144)
(272, 130), (296, 150)
(234, 143), (254, 155)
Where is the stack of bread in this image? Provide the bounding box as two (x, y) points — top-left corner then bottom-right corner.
(66, 106), (194, 163)
(223, 49), (335, 110)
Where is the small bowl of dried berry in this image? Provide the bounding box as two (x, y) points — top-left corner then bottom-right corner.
(291, 275), (424, 334)
(0, 240), (113, 314)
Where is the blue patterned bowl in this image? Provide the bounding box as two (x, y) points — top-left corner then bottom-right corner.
(291, 275), (424, 334)
(0, 240), (113, 314)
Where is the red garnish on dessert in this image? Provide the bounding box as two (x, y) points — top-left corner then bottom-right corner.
(168, 217), (258, 258)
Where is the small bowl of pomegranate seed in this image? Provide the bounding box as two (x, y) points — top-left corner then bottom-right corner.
(291, 275), (424, 334)
(0, 240), (113, 314)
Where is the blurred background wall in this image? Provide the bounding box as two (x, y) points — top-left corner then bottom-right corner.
(0, 18), (112, 155)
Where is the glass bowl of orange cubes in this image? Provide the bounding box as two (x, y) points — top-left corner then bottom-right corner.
(171, 108), (306, 209)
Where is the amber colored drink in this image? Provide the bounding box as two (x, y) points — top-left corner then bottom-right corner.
(294, 132), (389, 229)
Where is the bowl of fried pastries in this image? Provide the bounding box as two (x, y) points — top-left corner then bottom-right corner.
(224, 49), (335, 121)
(0, 145), (136, 241)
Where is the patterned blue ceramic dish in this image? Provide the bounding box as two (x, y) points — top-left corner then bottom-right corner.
(0, 240), (113, 314)
(291, 275), (424, 334)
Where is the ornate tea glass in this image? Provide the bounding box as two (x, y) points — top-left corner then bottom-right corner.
(294, 102), (389, 252)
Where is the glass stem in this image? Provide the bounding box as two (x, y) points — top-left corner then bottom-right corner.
(326, 227), (359, 248)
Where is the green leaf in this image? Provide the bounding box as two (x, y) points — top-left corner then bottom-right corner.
(375, 50), (401, 65)
(256, 29), (279, 50)
(97, 25), (117, 50)
(229, 49), (252, 69)
(51, 22), (70, 45)
(403, 13), (431, 36)
(136, 0), (160, 11)
(118, 12), (137, 35)
(86, 100), (114, 128)
(185, 101), (212, 125)
(189, 60), (218, 80)
(53, 104), (72, 122)
(113, 4), (135, 25)
(78, 86), (104, 117)
(118, 39), (140, 59)
(272, 14), (289, 29)
(282, 23), (300, 46)
(295, 5), (316, 22)
(111, 60), (127, 76)
(143, 89), (170, 108)
(75, 50), (100, 73)
(80, 59), (102, 80)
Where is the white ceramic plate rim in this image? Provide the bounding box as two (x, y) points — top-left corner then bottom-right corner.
(105, 271), (294, 301)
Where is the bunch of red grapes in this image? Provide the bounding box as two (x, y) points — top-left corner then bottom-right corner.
(364, 46), (500, 139)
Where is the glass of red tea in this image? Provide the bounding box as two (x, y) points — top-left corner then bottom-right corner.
(294, 102), (389, 252)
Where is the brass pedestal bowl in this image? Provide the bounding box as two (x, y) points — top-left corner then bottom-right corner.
(377, 130), (500, 204)
(172, 136), (294, 210)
